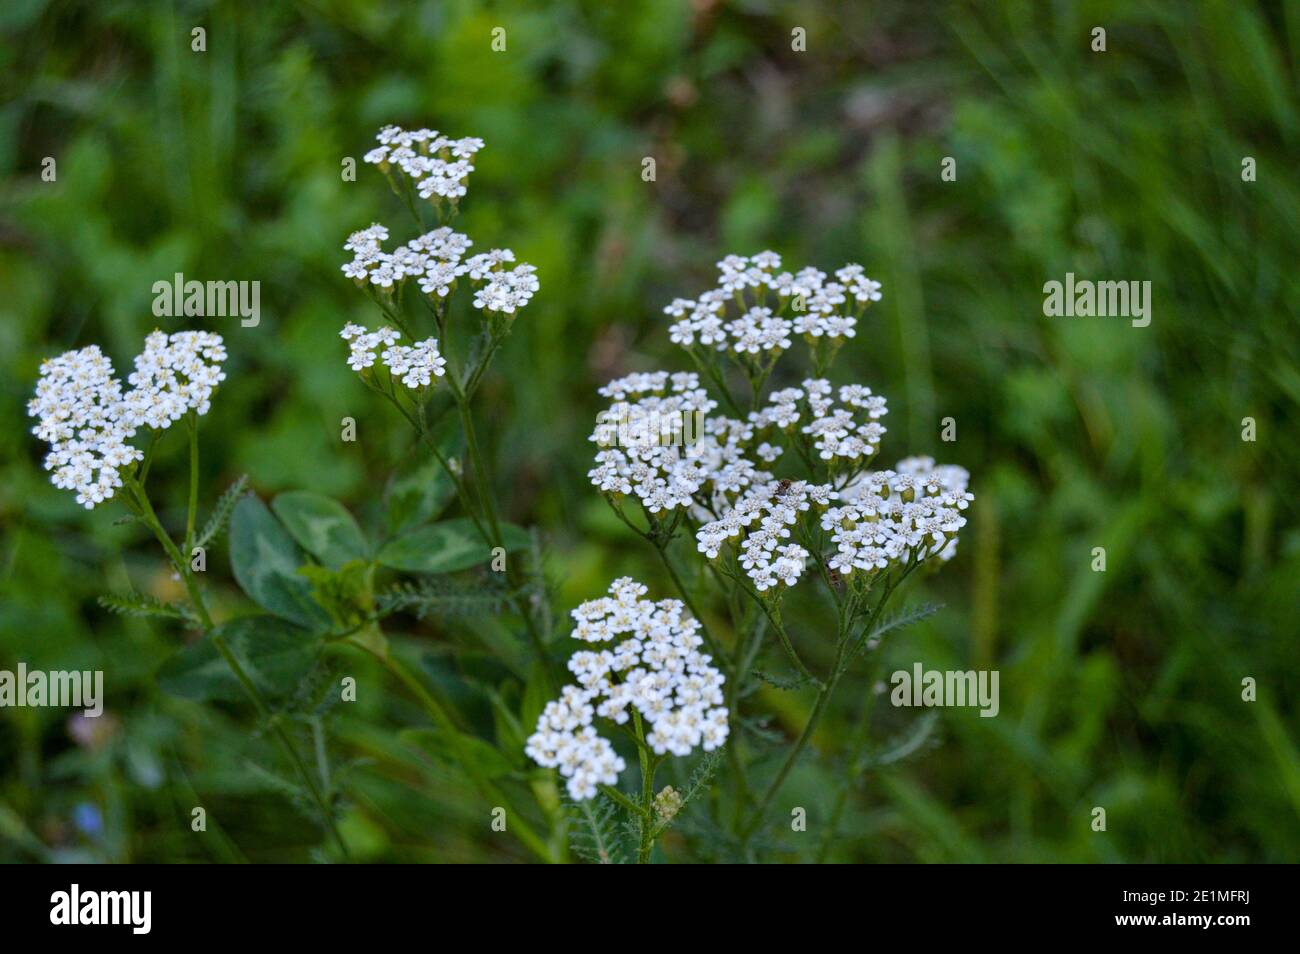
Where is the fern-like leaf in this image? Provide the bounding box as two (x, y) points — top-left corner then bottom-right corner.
(737, 714), (785, 747)
(652, 749), (722, 837)
(99, 591), (197, 625)
(863, 710), (941, 770)
(376, 576), (514, 620)
(195, 474), (249, 549)
(855, 601), (943, 655)
(751, 668), (817, 691)
(566, 794), (629, 864)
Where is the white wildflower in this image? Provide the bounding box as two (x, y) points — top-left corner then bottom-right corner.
(28, 332), (228, 509)
(525, 578), (729, 800)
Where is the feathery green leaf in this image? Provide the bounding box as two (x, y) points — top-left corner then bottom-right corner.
(196, 474), (249, 549)
(99, 591), (198, 625)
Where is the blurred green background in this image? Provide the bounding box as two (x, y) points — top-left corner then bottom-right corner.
(1, 0), (1297, 862)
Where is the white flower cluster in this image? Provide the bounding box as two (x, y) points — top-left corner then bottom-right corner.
(122, 330), (228, 428)
(825, 457), (974, 572)
(588, 254), (973, 593)
(362, 125), (485, 201)
(339, 323), (446, 388)
(695, 479), (832, 591)
(665, 252), (881, 350)
(588, 371), (764, 515)
(341, 224), (538, 315)
(28, 332), (228, 509)
(588, 371), (887, 516)
(525, 577), (729, 801)
(340, 222), (538, 315)
(756, 378), (888, 463)
(586, 374), (835, 593)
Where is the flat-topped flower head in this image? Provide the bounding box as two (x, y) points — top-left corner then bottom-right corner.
(362, 125), (484, 204)
(340, 324), (446, 389)
(751, 378), (889, 464)
(664, 251), (881, 354)
(591, 253), (972, 597)
(824, 457), (974, 572)
(29, 345), (138, 509)
(341, 127), (540, 332)
(525, 577), (730, 800)
(29, 331), (229, 509)
(340, 225), (471, 291)
(121, 330), (228, 429)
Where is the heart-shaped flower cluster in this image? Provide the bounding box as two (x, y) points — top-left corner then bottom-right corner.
(29, 331), (228, 509)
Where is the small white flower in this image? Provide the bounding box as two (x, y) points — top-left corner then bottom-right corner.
(525, 578), (730, 799)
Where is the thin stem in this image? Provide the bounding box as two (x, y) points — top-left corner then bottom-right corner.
(737, 562), (915, 846)
(457, 398), (504, 546)
(724, 611), (765, 818)
(463, 335), (504, 397)
(695, 354), (745, 419)
(598, 784), (643, 817)
(814, 687), (878, 864)
(451, 392), (552, 678)
(633, 710), (658, 864)
(184, 413), (198, 554)
(734, 582), (820, 687)
(738, 652), (844, 843)
(408, 402), (490, 545)
(357, 641), (555, 864)
(124, 475), (350, 860)
(126, 476), (211, 629)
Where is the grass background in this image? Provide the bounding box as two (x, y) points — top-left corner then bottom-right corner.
(1, 0), (1297, 862)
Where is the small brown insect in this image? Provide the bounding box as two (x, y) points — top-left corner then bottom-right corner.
(775, 478), (793, 496)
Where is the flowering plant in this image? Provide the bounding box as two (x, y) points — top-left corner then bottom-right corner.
(30, 127), (971, 864)
(29, 330), (351, 855)
(582, 249), (973, 852)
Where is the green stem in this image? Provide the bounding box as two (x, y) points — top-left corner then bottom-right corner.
(814, 687), (878, 864)
(184, 413), (198, 554)
(738, 585), (820, 687)
(451, 393), (552, 678)
(633, 710), (658, 864)
(724, 612), (765, 818)
(123, 475), (350, 860)
(738, 562), (914, 846)
(739, 652), (844, 844)
(598, 784), (643, 817)
(456, 398), (504, 546)
(358, 642), (555, 864)
(463, 334), (504, 397)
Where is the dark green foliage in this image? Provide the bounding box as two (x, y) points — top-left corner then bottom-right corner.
(751, 669), (818, 692)
(157, 615), (322, 703)
(853, 602), (943, 657)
